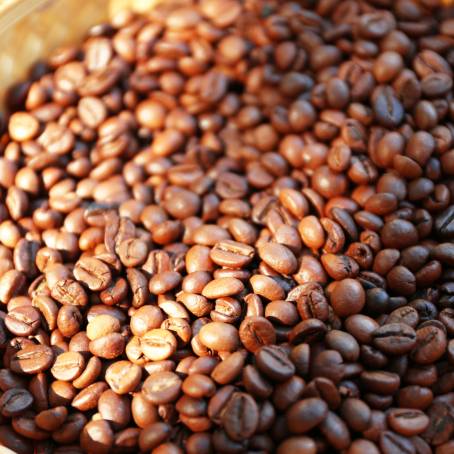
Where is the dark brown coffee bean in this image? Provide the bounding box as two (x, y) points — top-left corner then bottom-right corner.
(435, 206), (454, 240)
(330, 278), (365, 317)
(255, 345), (295, 382)
(372, 323), (417, 355)
(387, 408), (429, 436)
(372, 86), (404, 128)
(0, 388), (34, 417)
(360, 370), (400, 395)
(289, 318), (327, 345)
(380, 431), (416, 454)
(286, 397), (328, 434)
(319, 410), (351, 450)
(411, 325), (447, 365)
(0, 425), (33, 454)
(221, 392), (259, 441)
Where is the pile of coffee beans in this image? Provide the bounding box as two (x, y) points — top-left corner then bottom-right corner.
(0, 0), (454, 452)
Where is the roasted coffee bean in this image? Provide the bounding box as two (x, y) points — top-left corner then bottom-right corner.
(319, 410), (351, 450)
(10, 345), (54, 374)
(198, 322), (239, 352)
(360, 370), (400, 395)
(330, 278), (366, 317)
(255, 345), (295, 382)
(387, 408), (429, 436)
(239, 316), (276, 353)
(379, 431), (416, 454)
(221, 392), (259, 441)
(372, 86), (404, 128)
(142, 371), (182, 406)
(51, 352), (85, 381)
(80, 419), (113, 454)
(0, 388), (34, 417)
(35, 406), (68, 431)
(5, 306), (41, 337)
(210, 240), (254, 268)
(258, 242), (297, 275)
(0, 1), (452, 452)
(72, 381), (108, 411)
(286, 398), (328, 434)
(372, 323), (417, 355)
(50, 279), (88, 306)
(411, 325), (447, 364)
(211, 351), (245, 385)
(73, 257), (112, 291)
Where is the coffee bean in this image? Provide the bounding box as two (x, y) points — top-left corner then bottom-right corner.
(340, 398), (371, 432)
(258, 242), (297, 275)
(10, 345), (54, 374)
(360, 370), (400, 395)
(0, 425), (33, 454)
(105, 360), (141, 394)
(211, 351), (245, 385)
(201, 277), (244, 299)
(311, 350), (345, 384)
(5, 306), (41, 337)
(0, 388), (34, 417)
(379, 431), (416, 454)
(289, 319), (327, 345)
(319, 410), (351, 450)
(80, 419), (113, 454)
(277, 436), (316, 454)
(239, 317), (276, 353)
(197, 322), (239, 352)
(255, 345), (295, 382)
(330, 278), (366, 317)
(35, 406), (68, 431)
(387, 408), (430, 436)
(72, 381), (108, 411)
(141, 329), (178, 361)
(286, 398), (328, 434)
(8, 112), (40, 142)
(0, 2), (452, 452)
(221, 392), (259, 441)
(142, 371), (182, 405)
(250, 275), (285, 301)
(435, 206), (454, 240)
(411, 325), (447, 364)
(210, 240), (254, 268)
(242, 366), (272, 401)
(372, 86), (404, 128)
(73, 257), (112, 291)
(98, 389), (131, 429)
(51, 352), (85, 381)
(372, 323), (417, 355)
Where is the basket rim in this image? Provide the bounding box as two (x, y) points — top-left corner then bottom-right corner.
(0, 0), (53, 35)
